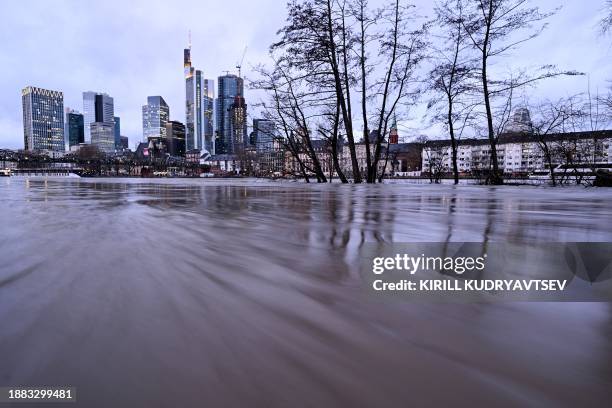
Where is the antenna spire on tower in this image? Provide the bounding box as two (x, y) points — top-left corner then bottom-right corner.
(188, 30), (192, 49)
(236, 46), (248, 77)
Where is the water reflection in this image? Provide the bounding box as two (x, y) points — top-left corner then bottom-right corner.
(0, 178), (611, 407)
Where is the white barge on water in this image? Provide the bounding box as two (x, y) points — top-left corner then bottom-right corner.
(7, 168), (81, 179)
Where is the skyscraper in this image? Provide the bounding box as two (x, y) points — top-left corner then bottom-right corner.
(203, 79), (215, 154)
(195, 70), (203, 149)
(120, 136), (129, 150)
(184, 46), (195, 150)
(142, 96), (169, 141)
(165, 121), (186, 157)
(82, 92), (95, 143)
(252, 119), (276, 152)
(184, 44), (201, 152)
(91, 122), (115, 153)
(507, 108), (533, 133)
(114, 117), (121, 149)
(22, 86), (65, 152)
(216, 74), (244, 154)
(65, 108), (85, 149)
(229, 96), (248, 152)
(83, 91), (114, 144)
(184, 36), (214, 153)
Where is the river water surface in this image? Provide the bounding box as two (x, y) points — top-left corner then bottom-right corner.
(0, 178), (611, 407)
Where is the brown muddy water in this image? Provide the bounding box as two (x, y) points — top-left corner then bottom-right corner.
(0, 178), (611, 407)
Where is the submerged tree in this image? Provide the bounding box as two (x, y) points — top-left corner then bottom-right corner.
(351, 0), (428, 183)
(427, 0), (478, 184)
(459, 0), (579, 185)
(530, 92), (610, 187)
(530, 98), (579, 186)
(252, 59), (330, 183)
(262, 0), (427, 183)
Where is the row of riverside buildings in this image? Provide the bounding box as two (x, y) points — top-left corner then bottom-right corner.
(420, 110), (612, 178)
(20, 39), (277, 161)
(204, 110), (612, 180)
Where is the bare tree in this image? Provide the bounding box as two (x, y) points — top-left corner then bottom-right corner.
(566, 90), (611, 186)
(268, 0), (358, 181)
(267, 0), (427, 183)
(600, 88), (612, 115)
(427, 145), (450, 184)
(419, 135), (449, 183)
(361, 1), (428, 183)
(601, 0), (612, 35)
(531, 92), (610, 186)
(428, 0), (478, 184)
(316, 103), (349, 182)
(460, 0), (579, 185)
(252, 61), (329, 182)
(530, 98), (579, 186)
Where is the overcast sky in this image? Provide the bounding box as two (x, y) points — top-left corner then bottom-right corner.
(0, 0), (609, 149)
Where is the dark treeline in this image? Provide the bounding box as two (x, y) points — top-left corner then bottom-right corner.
(2, 146), (203, 177)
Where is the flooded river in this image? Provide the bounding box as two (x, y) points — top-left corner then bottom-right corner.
(0, 178), (611, 407)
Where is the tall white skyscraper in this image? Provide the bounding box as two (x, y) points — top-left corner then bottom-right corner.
(184, 38), (213, 152)
(184, 45), (199, 151)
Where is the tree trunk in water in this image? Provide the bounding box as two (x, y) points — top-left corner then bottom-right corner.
(481, 55), (502, 185)
(480, 4), (503, 185)
(448, 103), (459, 185)
(325, 0), (361, 183)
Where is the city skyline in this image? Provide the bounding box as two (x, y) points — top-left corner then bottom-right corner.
(0, 0), (610, 150)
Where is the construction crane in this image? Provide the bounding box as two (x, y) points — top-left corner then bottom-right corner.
(236, 46), (248, 78)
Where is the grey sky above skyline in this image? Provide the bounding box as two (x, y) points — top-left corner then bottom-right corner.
(0, 0), (610, 149)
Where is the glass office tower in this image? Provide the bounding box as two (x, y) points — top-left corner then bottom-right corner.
(114, 117), (121, 149)
(252, 119), (276, 152)
(185, 46), (203, 151)
(142, 96), (170, 141)
(184, 41), (214, 153)
(203, 79), (215, 154)
(91, 122), (115, 153)
(22, 86), (65, 152)
(83, 91), (114, 145)
(229, 96), (248, 152)
(65, 108), (85, 149)
(216, 74), (244, 154)
(165, 120), (186, 157)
